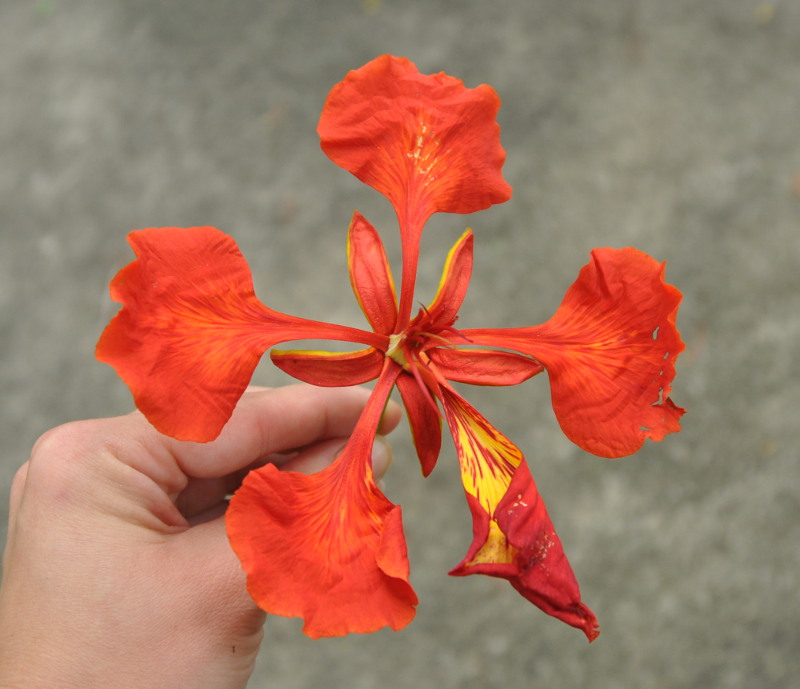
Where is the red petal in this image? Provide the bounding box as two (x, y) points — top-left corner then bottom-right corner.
(429, 348), (543, 386)
(464, 247), (685, 457)
(96, 227), (378, 442)
(440, 387), (599, 640)
(226, 364), (418, 638)
(270, 347), (384, 386)
(347, 211), (398, 335)
(318, 54), (512, 233)
(425, 229), (474, 327)
(395, 373), (442, 477)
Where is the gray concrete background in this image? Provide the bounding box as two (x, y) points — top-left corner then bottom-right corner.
(2, 0), (799, 687)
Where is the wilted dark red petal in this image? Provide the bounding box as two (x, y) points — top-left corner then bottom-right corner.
(96, 226), (379, 442)
(425, 229), (474, 327)
(318, 54), (512, 231)
(347, 211), (398, 335)
(463, 247), (685, 458)
(452, 466), (599, 641)
(429, 348), (543, 386)
(270, 347), (384, 386)
(395, 373), (442, 477)
(439, 386), (598, 640)
(226, 364), (417, 638)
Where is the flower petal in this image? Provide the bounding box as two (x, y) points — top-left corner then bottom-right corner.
(463, 247), (685, 458)
(270, 347), (384, 387)
(226, 364), (418, 638)
(319, 55), (511, 326)
(96, 226), (380, 442)
(439, 386), (599, 640)
(318, 54), (512, 233)
(347, 211), (398, 335)
(395, 373), (442, 477)
(429, 348), (543, 386)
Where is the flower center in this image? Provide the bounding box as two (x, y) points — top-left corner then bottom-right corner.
(385, 306), (462, 373)
(386, 332), (409, 368)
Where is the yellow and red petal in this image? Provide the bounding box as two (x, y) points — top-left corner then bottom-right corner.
(96, 226), (379, 442)
(226, 364), (418, 638)
(439, 386), (598, 640)
(395, 373), (442, 477)
(429, 348), (544, 386)
(270, 347), (384, 387)
(452, 464), (600, 641)
(318, 54), (512, 234)
(439, 385), (523, 517)
(464, 247), (685, 458)
(347, 211), (398, 335)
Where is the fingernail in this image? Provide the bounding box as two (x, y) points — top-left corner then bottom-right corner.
(371, 435), (393, 479)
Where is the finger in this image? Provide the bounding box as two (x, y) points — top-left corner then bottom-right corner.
(6, 462), (30, 526)
(173, 516), (268, 632)
(177, 434), (395, 520)
(116, 384), (400, 485)
(168, 384), (401, 478)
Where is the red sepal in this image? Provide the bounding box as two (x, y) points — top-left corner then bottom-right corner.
(270, 347), (385, 387)
(395, 373), (442, 477)
(426, 229), (474, 327)
(429, 348), (543, 386)
(347, 211), (398, 335)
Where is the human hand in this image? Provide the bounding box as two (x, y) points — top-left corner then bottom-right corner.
(0, 385), (401, 689)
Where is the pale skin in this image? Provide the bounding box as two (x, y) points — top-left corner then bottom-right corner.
(0, 385), (401, 689)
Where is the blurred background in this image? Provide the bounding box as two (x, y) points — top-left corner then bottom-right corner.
(2, 1), (798, 687)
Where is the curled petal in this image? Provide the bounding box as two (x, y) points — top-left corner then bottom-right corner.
(226, 364), (418, 638)
(464, 247), (685, 458)
(452, 464), (600, 641)
(318, 54), (512, 232)
(439, 386), (598, 640)
(395, 373), (442, 477)
(347, 211), (398, 335)
(96, 226), (379, 442)
(270, 347), (385, 387)
(429, 348), (543, 386)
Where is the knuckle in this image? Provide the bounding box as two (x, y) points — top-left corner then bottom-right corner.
(27, 420), (104, 491)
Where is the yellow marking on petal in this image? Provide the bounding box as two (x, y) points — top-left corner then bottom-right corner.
(444, 391), (523, 514)
(405, 118), (439, 176)
(467, 519), (517, 566)
(428, 228), (473, 313)
(271, 348), (349, 358)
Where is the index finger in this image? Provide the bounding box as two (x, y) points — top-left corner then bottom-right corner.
(154, 384), (402, 479)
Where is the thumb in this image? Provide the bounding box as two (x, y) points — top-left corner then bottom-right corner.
(177, 516), (267, 639)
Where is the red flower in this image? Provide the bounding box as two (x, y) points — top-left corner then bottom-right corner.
(97, 55), (684, 641)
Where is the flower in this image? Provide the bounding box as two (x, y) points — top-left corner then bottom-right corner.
(96, 55), (684, 641)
